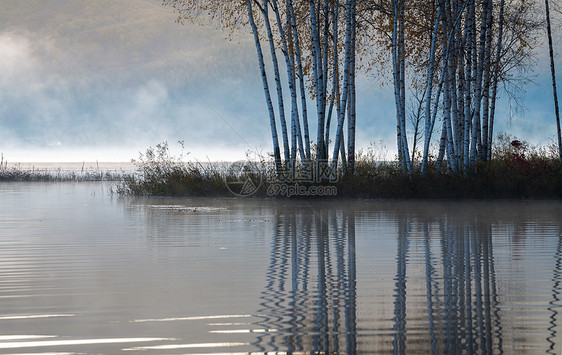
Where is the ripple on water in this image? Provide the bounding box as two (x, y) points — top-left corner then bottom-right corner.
(1, 184), (561, 353)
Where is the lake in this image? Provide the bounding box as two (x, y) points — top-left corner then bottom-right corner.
(0, 182), (561, 354)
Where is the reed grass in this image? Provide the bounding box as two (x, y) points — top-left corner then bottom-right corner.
(116, 137), (562, 199)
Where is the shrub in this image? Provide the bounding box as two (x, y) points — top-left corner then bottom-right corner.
(118, 138), (561, 199)
(117, 142), (230, 196)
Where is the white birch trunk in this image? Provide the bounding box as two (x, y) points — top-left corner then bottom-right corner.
(488, 0), (505, 161)
(449, 0), (463, 167)
(340, 127), (347, 174)
(322, 0), (330, 112)
(246, 0), (282, 170)
(463, 0), (475, 168)
(310, 0), (327, 160)
(444, 61), (459, 173)
(456, 21), (466, 168)
(331, 0), (354, 171)
(421, 0), (443, 175)
(422, 0), (467, 174)
(287, 0), (311, 160)
(325, 2), (339, 151)
(481, 0), (493, 161)
(392, 0), (405, 169)
(470, 0), (490, 166)
(436, 122), (448, 171)
(347, 0), (356, 174)
(261, 0), (290, 166)
(545, 0), (562, 163)
(271, 0), (306, 162)
(398, 0), (412, 175)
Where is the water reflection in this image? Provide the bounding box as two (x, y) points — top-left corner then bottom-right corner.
(2, 183), (561, 354)
(254, 208), (357, 353)
(547, 232), (562, 354)
(419, 216), (502, 355)
(393, 217), (408, 355)
(250, 205), (533, 354)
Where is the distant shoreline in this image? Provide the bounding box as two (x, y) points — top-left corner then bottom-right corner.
(4, 162), (136, 174)
(0, 162), (135, 182)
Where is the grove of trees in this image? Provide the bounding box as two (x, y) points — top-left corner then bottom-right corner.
(163, 0), (558, 177)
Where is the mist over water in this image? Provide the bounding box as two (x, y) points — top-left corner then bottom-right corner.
(0, 182), (561, 354)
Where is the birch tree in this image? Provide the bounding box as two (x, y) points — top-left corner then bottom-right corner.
(545, 0), (562, 163)
(247, 0), (284, 170)
(164, 0), (541, 178)
(165, 0), (360, 175)
(364, 0), (539, 174)
(332, 0), (357, 173)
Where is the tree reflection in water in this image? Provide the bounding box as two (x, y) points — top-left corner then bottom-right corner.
(254, 208), (357, 353)
(250, 204), (562, 354)
(547, 231), (562, 354)
(419, 216), (503, 355)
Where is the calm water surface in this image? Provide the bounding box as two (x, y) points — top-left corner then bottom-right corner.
(0, 182), (561, 354)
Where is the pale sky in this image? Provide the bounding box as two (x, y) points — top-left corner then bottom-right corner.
(0, 0), (560, 162)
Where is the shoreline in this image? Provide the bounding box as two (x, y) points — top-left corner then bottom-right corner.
(4, 161), (136, 171)
(2, 151), (561, 199)
(1, 178), (561, 200)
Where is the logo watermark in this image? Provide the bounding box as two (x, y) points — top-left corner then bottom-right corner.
(224, 160), (264, 197)
(224, 159), (338, 197)
(267, 182), (337, 197)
